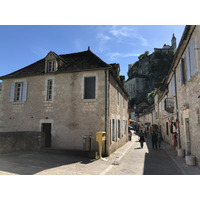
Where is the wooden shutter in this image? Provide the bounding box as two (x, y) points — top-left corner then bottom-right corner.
(181, 58), (186, 84)
(10, 82), (15, 102)
(114, 119), (116, 141)
(22, 81), (28, 102)
(116, 119), (118, 141)
(185, 48), (191, 81)
(110, 120), (113, 144)
(171, 76), (175, 97)
(120, 120), (122, 138)
(189, 39), (198, 76)
(179, 64), (182, 87)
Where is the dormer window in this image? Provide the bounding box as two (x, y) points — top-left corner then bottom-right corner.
(45, 52), (59, 73)
(48, 60), (55, 72)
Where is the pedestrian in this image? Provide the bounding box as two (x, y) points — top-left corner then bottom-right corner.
(151, 131), (158, 150)
(157, 132), (163, 148)
(139, 130), (145, 148)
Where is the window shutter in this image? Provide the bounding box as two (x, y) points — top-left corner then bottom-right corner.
(116, 119), (118, 141)
(120, 120), (122, 138)
(22, 81), (28, 102)
(110, 120), (113, 144)
(171, 76), (175, 97)
(185, 48), (191, 81)
(179, 64), (182, 87)
(114, 119), (116, 141)
(10, 82), (15, 102)
(189, 39), (198, 76)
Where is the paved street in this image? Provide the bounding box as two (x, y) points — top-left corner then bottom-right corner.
(0, 133), (200, 175)
(104, 134), (182, 175)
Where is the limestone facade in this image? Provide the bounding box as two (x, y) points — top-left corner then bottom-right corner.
(0, 50), (129, 155)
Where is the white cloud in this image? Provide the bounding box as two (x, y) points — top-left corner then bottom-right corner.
(108, 25), (148, 46)
(96, 32), (111, 52)
(31, 47), (49, 58)
(96, 25), (148, 53)
(108, 52), (141, 60)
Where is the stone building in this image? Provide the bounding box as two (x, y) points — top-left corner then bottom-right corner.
(125, 72), (148, 100)
(0, 48), (129, 155)
(138, 25), (200, 166)
(154, 34), (176, 53)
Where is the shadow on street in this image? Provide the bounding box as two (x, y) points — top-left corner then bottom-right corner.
(142, 135), (182, 175)
(0, 150), (95, 175)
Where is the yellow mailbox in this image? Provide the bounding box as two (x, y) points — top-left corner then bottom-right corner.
(96, 132), (106, 159)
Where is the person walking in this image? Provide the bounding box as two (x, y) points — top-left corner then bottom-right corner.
(151, 131), (158, 150)
(139, 130), (145, 148)
(157, 132), (163, 148)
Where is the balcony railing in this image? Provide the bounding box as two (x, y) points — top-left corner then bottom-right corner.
(164, 98), (174, 113)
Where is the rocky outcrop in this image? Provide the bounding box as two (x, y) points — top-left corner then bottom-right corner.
(127, 50), (174, 105)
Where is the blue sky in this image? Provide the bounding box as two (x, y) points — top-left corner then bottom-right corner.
(0, 25), (185, 81)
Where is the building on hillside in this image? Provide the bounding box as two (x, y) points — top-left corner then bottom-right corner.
(0, 48), (129, 156)
(138, 25), (200, 166)
(125, 72), (151, 102)
(154, 34), (177, 53)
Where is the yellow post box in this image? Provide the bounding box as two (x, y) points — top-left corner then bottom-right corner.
(96, 132), (106, 159)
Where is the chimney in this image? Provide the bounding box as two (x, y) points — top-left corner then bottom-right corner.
(120, 76), (125, 87)
(88, 46), (90, 51)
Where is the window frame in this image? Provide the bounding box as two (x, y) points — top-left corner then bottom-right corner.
(47, 79), (53, 101)
(48, 60), (55, 72)
(84, 76), (96, 100)
(10, 81), (28, 103)
(14, 82), (23, 102)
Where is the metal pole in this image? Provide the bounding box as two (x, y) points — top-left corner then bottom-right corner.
(174, 70), (181, 148)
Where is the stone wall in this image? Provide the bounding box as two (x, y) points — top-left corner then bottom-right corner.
(176, 26), (200, 165)
(0, 131), (43, 153)
(108, 73), (129, 154)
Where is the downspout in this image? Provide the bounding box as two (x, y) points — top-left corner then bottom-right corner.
(174, 70), (181, 148)
(104, 70), (108, 155)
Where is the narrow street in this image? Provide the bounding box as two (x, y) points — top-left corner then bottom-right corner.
(103, 134), (182, 175)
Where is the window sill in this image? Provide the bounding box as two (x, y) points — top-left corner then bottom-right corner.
(11, 101), (25, 104)
(83, 98), (97, 102)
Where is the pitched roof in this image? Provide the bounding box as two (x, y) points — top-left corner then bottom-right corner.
(0, 50), (112, 80)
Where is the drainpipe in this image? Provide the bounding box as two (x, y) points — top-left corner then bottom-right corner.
(104, 70), (108, 155)
(174, 70), (181, 149)
(105, 70), (108, 132)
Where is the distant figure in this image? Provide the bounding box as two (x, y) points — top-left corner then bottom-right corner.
(157, 132), (163, 148)
(151, 131), (158, 150)
(139, 130), (145, 148)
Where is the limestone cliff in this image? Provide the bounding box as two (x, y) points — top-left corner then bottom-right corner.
(127, 50), (175, 105)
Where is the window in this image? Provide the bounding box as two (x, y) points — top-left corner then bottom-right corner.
(47, 80), (53, 101)
(166, 122), (169, 135)
(118, 120), (121, 138)
(84, 77), (96, 99)
(179, 58), (186, 87)
(10, 81), (28, 102)
(15, 82), (23, 101)
(48, 61), (55, 72)
(112, 119), (115, 142)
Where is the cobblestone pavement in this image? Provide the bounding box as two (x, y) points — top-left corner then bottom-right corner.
(0, 133), (200, 175)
